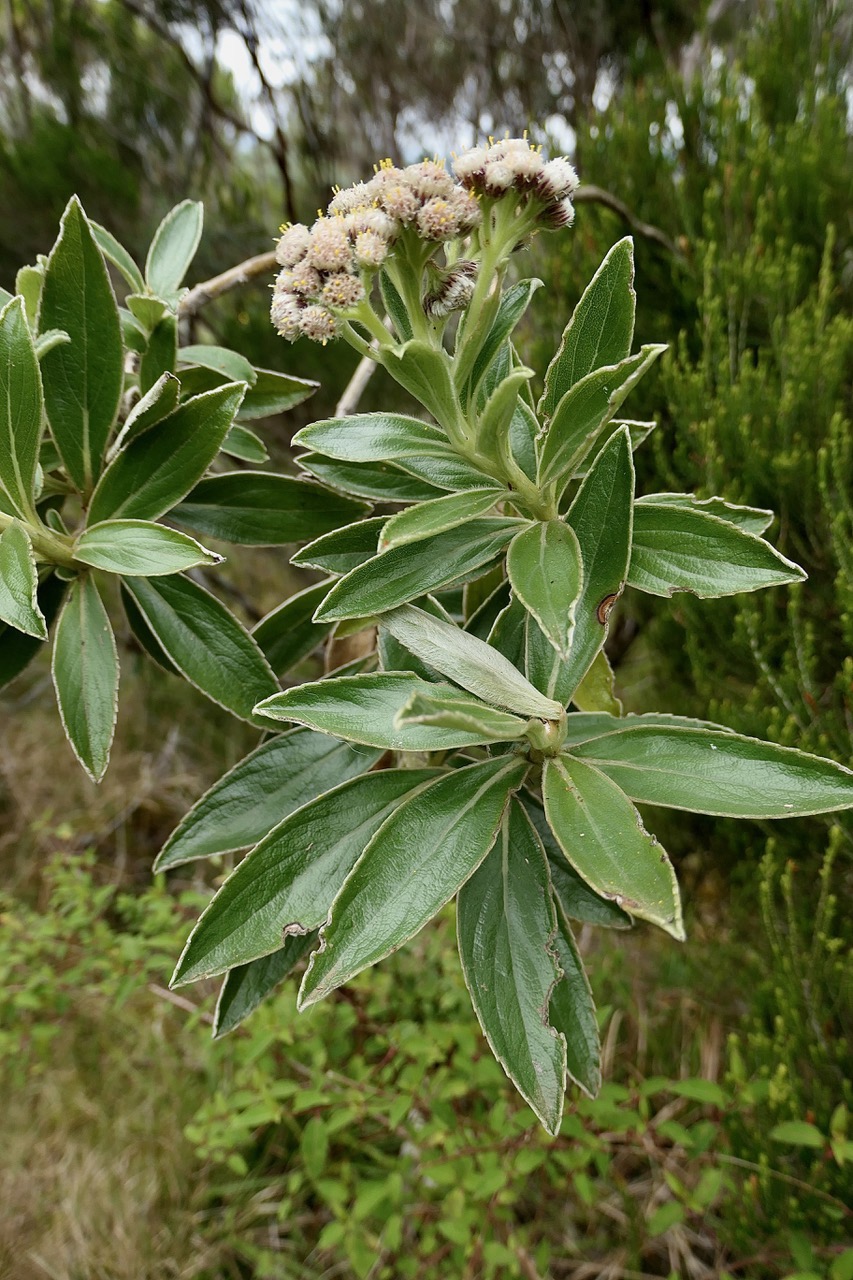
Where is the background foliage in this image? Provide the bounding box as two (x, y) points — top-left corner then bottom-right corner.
(1, 0), (850, 1276)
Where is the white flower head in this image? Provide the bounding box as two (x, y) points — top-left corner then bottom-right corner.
(299, 304), (339, 344)
(306, 218), (354, 272)
(281, 262), (322, 297)
(540, 157), (579, 200)
(270, 290), (303, 340)
(275, 223), (312, 267)
(406, 159), (455, 200)
(353, 229), (390, 268)
(452, 146), (489, 183)
(321, 272), (366, 310)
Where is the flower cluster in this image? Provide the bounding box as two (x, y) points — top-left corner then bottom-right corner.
(271, 140), (578, 343)
(452, 136), (578, 228)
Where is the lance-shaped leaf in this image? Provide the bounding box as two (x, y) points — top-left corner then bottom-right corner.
(88, 383), (246, 524)
(0, 296), (43, 519)
(123, 573), (278, 724)
(509, 399), (539, 481)
(538, 345), (665, 489)
(73, 520), (221, 576)
(294, 412), (454, 462)
(172, 472), (367, 546)
(457, 798), (568, 1133)
(476, 368), (533, 461)
(540, 238), (635, 420)
(299, 756), (528, 1007)
(396, 452), (499, 492)
(570, 649), (623, 715)
(157, 727), (380, 869)
(292, 518), (383, 575)
(172, 769), (440, 985)
(38, 197), (123, 493)
(315, 519), (522, 622)
(527, 428), (634, 703)
(178, 344), (256, 386)
(114, 372), (181, 449)
(522, 792), (632, 929)
(396, 689), (528, 743)
(237, 367), (317, 420)
(380, 339), (458, 427)
(573, 723), (853, 817)
(0, 522), (47, 638)
(300, 452), (442, 503)
(256, 671), (529, 749)
(214, 934), (317, 1038)
(90, 221), (145, 293)
(562, 710), (740, 748)
(145, 199), (203, 299)
(543, 755), (684, 939)
(628, 503), (805, 597)
(0, 574), (65, 691)
(548, 902), (602, 1096)
(636, 492), (774, 536)
(139, 313), (178, 395)
(383, 604), (563, 719)
(52, 573), (119, 782)
(379, 270), (413, 341)
(464, 278), (544, 407)
(252, 580), (334, 677)
(379, 488), (507, 549)
(507, 519), (583, 657)
(220, 424), (267, 464)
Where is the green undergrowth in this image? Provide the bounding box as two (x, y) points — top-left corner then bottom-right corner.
(1, 847), (849, 1280)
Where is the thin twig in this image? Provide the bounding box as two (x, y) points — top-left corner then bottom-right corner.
(574, 184), (684, 259)
(148, 983), (215, 1024)
(179, 250), (278, 319)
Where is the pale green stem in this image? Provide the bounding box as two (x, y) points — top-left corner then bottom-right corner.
(0, 508), (75, 567)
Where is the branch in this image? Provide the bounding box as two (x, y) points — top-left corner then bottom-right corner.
(573, 184), (685, 260)
(179, 249), (277, 318)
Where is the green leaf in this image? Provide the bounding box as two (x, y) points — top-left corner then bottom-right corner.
(0, 574), (65, 690)
(38, 197), (123, 493)
(769, 1121), (826, 1149)
(396, 452), (499, 492)
(252, 579), (334, 676)
(509, 400), (539, 481)
(255, 671), (531, 749)
(476, 368), (533, 461)
(0, 296), (43, 519)
(221, 424), (268, 464)
(172, 472), (368, 546)
(89, 221), (145, 293)
(636, 492), (774, 536)
(0, 285), (13, 308)
(543, 755), (684, 939)
(145, 199), (203, 299)
(315, 519), (522, 622)
(0, 522), (47, 638)
(540, 238), (635, 420)
(381, 339), (457, 425)
(237, 367), (317, 420)
(299, 756), (528, 1007)
(73, 519), (221, 575)
(538, 345), (666, 489)
(548, 900), (602, 1096)
(179, 344), (256, 386)
(126, 293), (168, 330)
(294, 412), (454, 462)
(379, 488), (507, 549)
(88, 383), (246, 524)
(396, 689), (528, 742)
(156, 727), (381, 869)
(15, 264), (43, 326)
(506, 519), (583, 657)
(562, 710), (740, 747)
(172, 769), (440, 985)
(458, 798), (567, 1133)
(464, 278), (544, 407)
(379, 270), (413, 341)
(123, 573), (278, 724)
(571, 649), (623, 715)
(34, 329), (71, 359)
(51, 573), (119, 781)
(668, 1078), (729, 1106)
(214, 935), (316, 1037)
(382, 604), (563, 719)
(522, 793), (632, 929)
(300, 453), (442, 502)
(119, 307), (148, 353)
(628, 503), (805, 597)
(114, 370), (181, 450)
(121, 584), (178, 674)
(573, 723), (853, 817)
(139, 313), (178, 394)
(292, 518), (383, 575)
(528, 428), (634, 703)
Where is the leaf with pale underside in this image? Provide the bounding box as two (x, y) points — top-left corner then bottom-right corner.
(548, 901), (602, 1097)
(543, 754), (684, 939)
(0, 522), (47, 638)
(294, 412), (454, 462)
(156, 727), (381, 869)
(172, 769), (440, 985)
(507, 519), (583, 657)
(395, 689), (528, 743)
(457, 798), (567, 1134)
(379, 488), (507, 549)
(73, 520), (220, 575)
(573, 723), (853, 817)
(628, 503), (805, 597)
(145, 200), (203, 299)
(255, 671), (530, 749)
(298, 756), (528, 1007)
(636, 492), (774, 536)
(51, 573), (119, 782)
